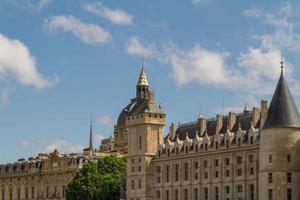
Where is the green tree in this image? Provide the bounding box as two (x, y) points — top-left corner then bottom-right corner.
(66, 156), (127, 200)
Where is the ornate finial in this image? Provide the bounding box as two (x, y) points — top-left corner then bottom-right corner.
(280, 55), (284, 69)
(136, 60), (149, 87)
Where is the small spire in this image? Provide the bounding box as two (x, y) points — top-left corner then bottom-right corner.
(280, 55), (284, 75)
(136, 56), (149, 87)
(243, 101), (249, 113)
(89, 119), (93, 151)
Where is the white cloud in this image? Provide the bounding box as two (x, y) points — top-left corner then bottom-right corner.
(44, 15), (113, 45)
(244, 3), (300, 51)
(164, 43), (230, 86)
(10, 0), (53, 12)
(84, 2), (134, 25)
(97, 115), (115, 126)
(126, 36), (159, 59)
(43, 138), (84, 153)
(0, 33), (58, 89)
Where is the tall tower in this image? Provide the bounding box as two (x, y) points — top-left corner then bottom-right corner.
(126, 66), (166, 200)
(259, 60), (300, 200)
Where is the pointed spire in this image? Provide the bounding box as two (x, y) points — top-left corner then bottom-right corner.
(264, 58), (300, 128)
(243, 101), (249, 113)
(89, 119), (93, 151)
(136, 57), (149, 87)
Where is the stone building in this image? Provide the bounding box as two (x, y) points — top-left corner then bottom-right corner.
(0, 122), (98, 200)
(124, 61), (300, 200)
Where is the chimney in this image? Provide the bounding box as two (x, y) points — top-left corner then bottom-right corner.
(228, 112), (236, 131)
(260, 100), (268, 128)
(169, 123), (177, 141)
(198, 117), (207, 136)
(252, 107), (261, 127)
(216, 114), (223, 132)
(147, 91), (156, 110)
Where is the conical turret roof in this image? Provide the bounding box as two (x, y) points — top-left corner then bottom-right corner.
(264, 66), (300, 129)
(136, 66), (149, 87)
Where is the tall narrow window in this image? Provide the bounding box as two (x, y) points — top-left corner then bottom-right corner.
(287, 172), (292, 183)
(31, 187), (35, 199)
(225, 186), (230, 194)
(268, 189), (273, 200)
(205, 143), (208, 151)
(184, 163), (189, 181)
(175, 189), (179, 200)
(250, 136), (254, 144)
(237, 185), (243, 193)
(156, 190), (160, 198)
(166, 165), (170, 183)
(250, 184), (254, 200)
(287, 154), (291, 163)
(238, 138), (241, 146)
(184, 188), (188, 200)
(166, 190), (169, 200)
(204, 187), (208, 200)
(225, 158), (230, 166)
(194, 162), (199, 180)
(139, 136), (142, 150)
(214, 159), (219, 167)
(194, 188), (198, 200)
(269, 154), (273, 163)
(175, 164), (179, 182)
(287, 188), (292, 200)
(215, 141), (219, 149)
(131, 180), (135, 190)
(138, 179), (141, 189)
(215, 187), (219, 200)
(226, 140), (229, 148)
(268, 173), (273, 183)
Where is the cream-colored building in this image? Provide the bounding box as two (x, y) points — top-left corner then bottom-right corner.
(124, 62), (300, 200)
(1, 60), (300, 200)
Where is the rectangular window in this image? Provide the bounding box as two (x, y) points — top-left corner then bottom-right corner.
(225, 158), (230, 166)
(237, 185), (243, 193)
(215, 187), (219, 200)
(156, 190), (160, 198)
(268, 189), (273, 200)
(287, 172), (292, 183)
(194, 188), (198, 200)
(249, 154), (254, 162)
(204, 160), (208, 168)
(138, 179), (141, 189)
(205, 143), (208, 151)
(184, 163), (189, 181)
(194, 162), (199, 180)
(287, 188), (292, 200)
(214, 159), (219, 167)
(184, 188), (188, 200)
(204, 187), (208, 200)
(215, 170), (219, 178)
(204, 171), (208, 179)
(226, 140), (229, 148)
(166, 165), (170, 182)
(237, 168), (242, 176)
(166, 190), (169, 200)
(226, 169), (230, 177)
(250, 184), (254, 200)
(250, 167), (254, 175)
(131, 180), (134, 190)
(238, 138), (241, 146)
(287, 154), (291, 163)
(175, 189), (179, 200)
(268, 173), (273, 183)
(269, 154), (273, 163)
(139, 136), (142, 150)
(225, 186), (230, 194)
(175, 164), (179, 182)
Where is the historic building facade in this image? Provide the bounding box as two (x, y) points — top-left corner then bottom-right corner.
(125, 61), (300, 200)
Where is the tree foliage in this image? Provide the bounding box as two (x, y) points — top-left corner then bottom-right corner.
(66, 156), (127, 200)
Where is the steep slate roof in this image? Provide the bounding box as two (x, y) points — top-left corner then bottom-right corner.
(264, 68), (300, 128)
(174, 111), (259, 141)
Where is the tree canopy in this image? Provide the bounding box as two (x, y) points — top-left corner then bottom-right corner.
(66, 156), (127, 200)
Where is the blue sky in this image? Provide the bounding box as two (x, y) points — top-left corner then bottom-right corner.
(1, 0), (300, 163)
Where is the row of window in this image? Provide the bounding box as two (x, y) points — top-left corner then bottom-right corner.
(268, 172), (292, 184)
(268, 188), (292, 200)
(268, 154), (292, 163)
(158, 136), (256, 157)
(1, 185), (66, 200)
(155, 184), (255, 200)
